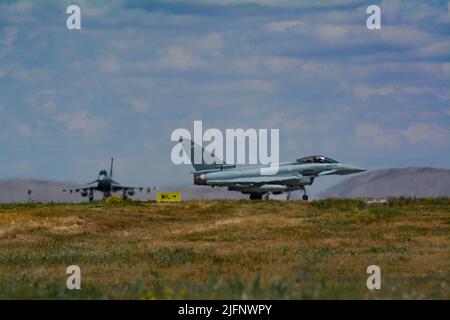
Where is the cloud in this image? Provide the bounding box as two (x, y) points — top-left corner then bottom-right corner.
(356, 123), (403, 149)
(0, 2), (34, 24)
(417, 40), (450, 58)
(341, 83), (449, 102)
(315, 24), (350, 42)
(264, 57), (302, 72)
(11, 66), (53, 83)
(1, 27), (18, 46)
(239, 79), (275, 92)
(15, 123), (32, 138)
(123, 0), (364, 10)
(402, 123), (449, 144)
(10, 1), (33, 13)
(341, 82), (394, 101)
(130, 99), (150, 113)
(376, 26), (431, 47)
(198, 32), (224, 51)
(401, 86), (435, 95)
(400, 86), (450, 101)
(265, 20), (305, 32)
(98, 56), (121, 73)
(158, 46), (205, 71)
(357, 122), (449, 147)
(234, 56), (306, 74)
(54, 111), (108, 138)
(25, 89), (58, 114)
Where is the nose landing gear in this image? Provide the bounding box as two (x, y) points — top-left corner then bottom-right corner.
(88, 189), (94, 202)
(249, 193), (263, 200)
(300, 186), (309, 201)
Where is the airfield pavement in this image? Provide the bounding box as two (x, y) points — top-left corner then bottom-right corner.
(0, 198), (449, 299)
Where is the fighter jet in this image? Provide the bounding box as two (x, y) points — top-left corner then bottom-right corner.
(63, 158), (150, 201)
(179, 138), (365, 200)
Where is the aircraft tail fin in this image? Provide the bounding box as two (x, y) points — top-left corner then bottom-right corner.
(179, 138), (233, 172)
(110, 157), (114, 177)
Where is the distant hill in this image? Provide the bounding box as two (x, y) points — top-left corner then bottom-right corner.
(318, 167), (450, 198)
(0, 179), (83, 203)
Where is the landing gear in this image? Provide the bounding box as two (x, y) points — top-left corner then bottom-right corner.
(300, 186), (309, 201)
(264, 193), (270, 200)
(122, 189), (128, 201)
(88, 189), (94, 202)
(249, 193), (263, 200)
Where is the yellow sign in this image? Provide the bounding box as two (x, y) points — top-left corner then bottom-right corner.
(157, 192), (181, 202)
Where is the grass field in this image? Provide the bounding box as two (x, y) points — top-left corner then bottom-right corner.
(0, 198), (449, 299)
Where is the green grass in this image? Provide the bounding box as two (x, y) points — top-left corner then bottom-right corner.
(0, 198), (449, 299)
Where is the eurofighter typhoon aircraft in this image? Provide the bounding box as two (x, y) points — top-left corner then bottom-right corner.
(179, 138), (365, 200)
(63, 158), (150, 201)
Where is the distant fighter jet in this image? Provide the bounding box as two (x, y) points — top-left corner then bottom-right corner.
(179, 138), (365, 200)
(63, 158), (150, 201)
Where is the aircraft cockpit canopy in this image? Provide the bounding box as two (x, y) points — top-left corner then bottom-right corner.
(296, 155), (339, 164)
(99, 169), (108, 177)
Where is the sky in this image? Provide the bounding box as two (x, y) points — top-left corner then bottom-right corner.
(0, 0), (449, 195)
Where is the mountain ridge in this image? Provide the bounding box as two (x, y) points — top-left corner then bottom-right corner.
(318, 167), (450, 198)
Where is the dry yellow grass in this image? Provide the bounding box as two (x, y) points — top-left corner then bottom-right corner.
(0, 199), (448, 299)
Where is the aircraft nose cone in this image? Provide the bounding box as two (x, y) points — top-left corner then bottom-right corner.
(346, 165), (366, 174)
(340, 164), (366, 175)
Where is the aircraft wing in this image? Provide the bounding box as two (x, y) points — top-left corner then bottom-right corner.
(62, 186), (94, 193)
(111, 185), (151, 193)
(208, 174), (304, 186)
